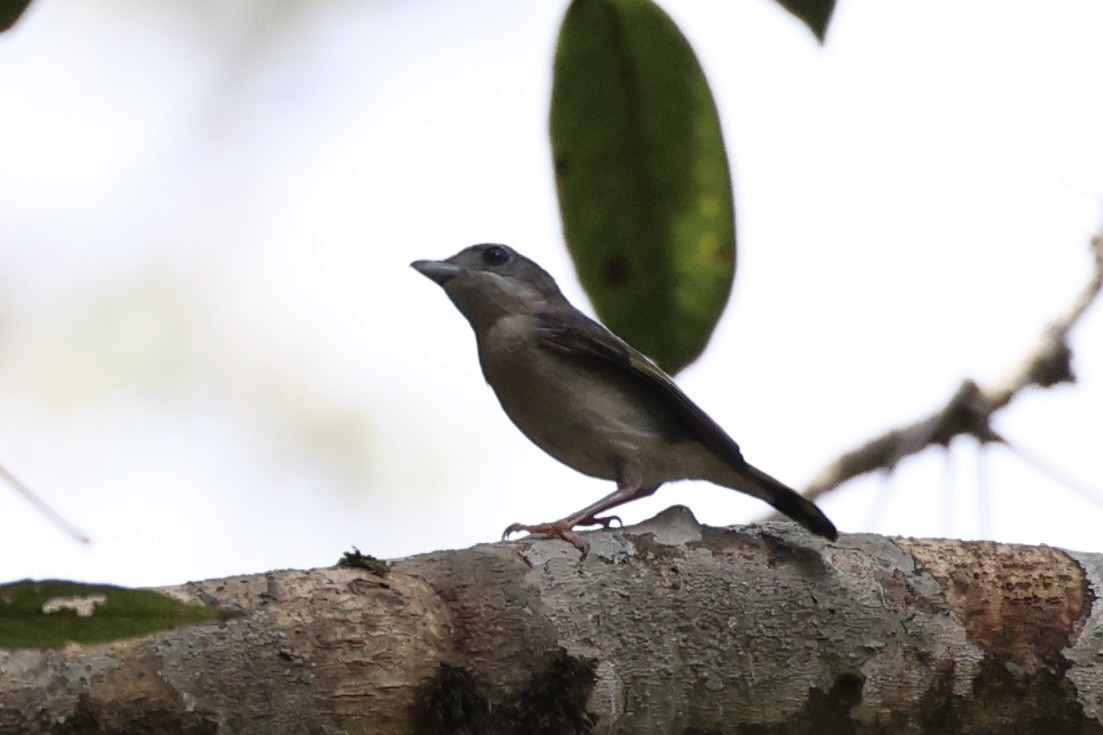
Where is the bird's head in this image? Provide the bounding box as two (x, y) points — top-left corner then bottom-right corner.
(412, 244), (566, 329)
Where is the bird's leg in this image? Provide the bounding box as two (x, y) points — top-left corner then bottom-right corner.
(502, 464), (656, 551)
(574, 484), (658, 528)
(502, 484), (638, 551)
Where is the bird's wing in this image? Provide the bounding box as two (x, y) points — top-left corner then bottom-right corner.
(534, 311), (746, 468)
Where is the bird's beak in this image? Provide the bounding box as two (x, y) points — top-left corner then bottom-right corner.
(411, 259), (464, 285)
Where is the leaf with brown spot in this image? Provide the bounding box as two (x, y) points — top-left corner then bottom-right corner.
(551, 0), (735, 374)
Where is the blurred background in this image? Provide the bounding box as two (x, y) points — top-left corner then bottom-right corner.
(1, 0), (1101, 587)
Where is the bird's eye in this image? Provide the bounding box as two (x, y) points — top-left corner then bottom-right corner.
(482, 246), (509, 266)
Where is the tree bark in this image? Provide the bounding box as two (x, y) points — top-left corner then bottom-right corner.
(2, 506), (1101, 734)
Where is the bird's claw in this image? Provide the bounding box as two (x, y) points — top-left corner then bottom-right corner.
(577, 514), (622, 529)
(501, 522), (530, 540)
(502, 519), (588, 553)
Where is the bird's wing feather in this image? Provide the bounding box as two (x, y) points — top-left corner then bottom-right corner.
(534, 312), (746, 468)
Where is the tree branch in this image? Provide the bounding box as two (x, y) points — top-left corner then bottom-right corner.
(2, 508), (1102, 733)
(782, 229), (1103, 509)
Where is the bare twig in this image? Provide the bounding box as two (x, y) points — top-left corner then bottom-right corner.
(861, 473), (895, 530)
(939, 442), (956, 538)
(976, 441), (991, 538)
(769, 230), (1103, 516)
(1, 463), (91, 545)
(1000, 437), (1103, 509)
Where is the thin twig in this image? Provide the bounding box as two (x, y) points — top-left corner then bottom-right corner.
(860, 471), (894, 531)
(976, 440), (991, 538)
(1, 463), (91, 545)
(766, 229), (1103, 519)
(939, 441), (956, 538)
(1000, 437), (1103, 509)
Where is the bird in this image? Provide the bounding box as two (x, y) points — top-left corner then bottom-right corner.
(411, 243), (838, 550)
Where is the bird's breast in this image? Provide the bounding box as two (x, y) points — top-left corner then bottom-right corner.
(476, 317), (665, 480)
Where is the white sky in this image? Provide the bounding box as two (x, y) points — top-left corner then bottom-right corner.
(1, 0), (1101, 587)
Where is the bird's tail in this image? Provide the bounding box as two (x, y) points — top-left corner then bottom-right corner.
(738, 463), (838, 541)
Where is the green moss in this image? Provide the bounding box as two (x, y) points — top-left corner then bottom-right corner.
(337, 547), (390, 576)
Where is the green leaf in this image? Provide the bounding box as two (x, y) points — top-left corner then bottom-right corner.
(551, 0), (735, 375)
(774, 0), (835, 43)
(0, 0), (34, 33)
(0, 579), (233, 648)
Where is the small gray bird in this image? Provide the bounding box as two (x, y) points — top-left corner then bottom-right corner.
(412, 243), (837, 550)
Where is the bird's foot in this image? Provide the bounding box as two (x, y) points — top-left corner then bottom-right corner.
(502, 519), (587, 552)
